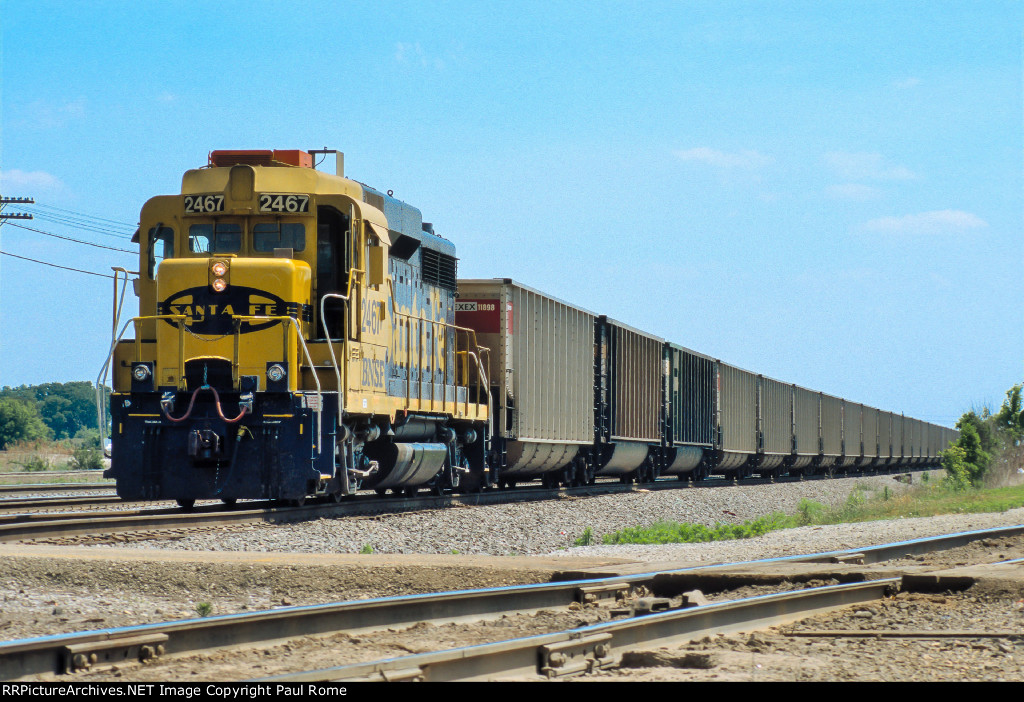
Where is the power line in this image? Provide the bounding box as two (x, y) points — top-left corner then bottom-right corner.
(5, 221), (136, 253)
(0, 249), (115, 279)
(30, 202), (137, 230)
(24, 209), (136, 238)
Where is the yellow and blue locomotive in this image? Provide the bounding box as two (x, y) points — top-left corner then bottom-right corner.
(101, 149), (490, 507)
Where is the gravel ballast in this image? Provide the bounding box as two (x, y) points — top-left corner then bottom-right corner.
(86, 471), (1024, 562)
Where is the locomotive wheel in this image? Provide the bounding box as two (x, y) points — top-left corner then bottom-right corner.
(176, 499), (195, 511)
(289, 496), (306, 507)
(220, 497), (237, 507)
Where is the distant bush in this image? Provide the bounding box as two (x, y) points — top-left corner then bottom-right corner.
(69, 446), (103, 471)
(14, 455), (53, 472)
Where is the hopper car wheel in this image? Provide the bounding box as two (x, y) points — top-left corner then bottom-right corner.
(560, 464), (576, 487)
(403, 487), (418, 497)
(584, 465), (596, 486)
(176, 499), (195, 511)
(220, 498), (237, 507)
(375, 488), (388, 497)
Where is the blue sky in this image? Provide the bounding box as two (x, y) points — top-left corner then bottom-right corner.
(0, 1), (1020, 426)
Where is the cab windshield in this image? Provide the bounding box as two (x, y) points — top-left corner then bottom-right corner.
(186, 221), (306, 255)
(189, 223), (241, 254)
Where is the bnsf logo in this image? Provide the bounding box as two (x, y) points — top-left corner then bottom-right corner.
(361, 357), (386, 389)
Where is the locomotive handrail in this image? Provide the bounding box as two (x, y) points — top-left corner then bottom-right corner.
(319, 290), (357, 425)
(317, 264), (367, 426)
(232, 315), (323, 455)
(95, 313), (187, 458)
(96, 267), (135, 455)
(387, 307), (490, 421)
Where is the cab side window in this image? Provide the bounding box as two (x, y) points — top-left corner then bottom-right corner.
(147, 226), (174, 279)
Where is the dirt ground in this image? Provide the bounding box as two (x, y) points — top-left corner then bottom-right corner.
(5, 536), (1024, 681)
(0, 544), (632, 642)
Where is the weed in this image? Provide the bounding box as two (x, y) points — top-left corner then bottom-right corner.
(574, 527), (595, 546)
(796, 499), (827, 526)
(195, 602), (213, 617)
(359, 544), (373, 554)
(450, 549), (460, 555)
(596, 480), (1024, 547)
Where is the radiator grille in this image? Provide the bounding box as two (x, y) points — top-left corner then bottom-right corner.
(421, 249), (457, 291)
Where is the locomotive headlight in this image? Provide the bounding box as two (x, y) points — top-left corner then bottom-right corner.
(132, 364), (152, 382)
(211, 261), (228, 277)
(211, 278), (228, 292)
(267, 364), (286, 383)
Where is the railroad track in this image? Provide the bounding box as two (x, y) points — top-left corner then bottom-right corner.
(0, 483), (114, 495)
(0, 468), (924, 544)
(0, 494), (130, 514)
(4, 525), (1022, 681)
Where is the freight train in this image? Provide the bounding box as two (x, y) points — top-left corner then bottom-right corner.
(98, 149), (956, 507)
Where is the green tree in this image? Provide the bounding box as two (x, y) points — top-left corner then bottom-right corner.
(0, 381), (107, 440)
(994, 384), (1024, 442)
(956, 410), (997, 454)
(0, 398), (52, 449)
(958, 423), (990, 482)
(940, 445), (973, 491)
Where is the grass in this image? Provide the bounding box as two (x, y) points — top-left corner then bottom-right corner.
(578, 475), (1024, 547)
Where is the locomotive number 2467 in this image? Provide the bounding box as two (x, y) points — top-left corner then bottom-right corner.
(259, 193), (310, 213)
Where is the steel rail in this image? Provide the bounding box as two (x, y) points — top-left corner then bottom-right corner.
(0, 483), (114, 494)
(0, 504), (189, 524)
(0, 575), (635, 679)
(0, 470), (108, 479)
(0, 495), (127, 513)
(266, 579), (901, 682)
